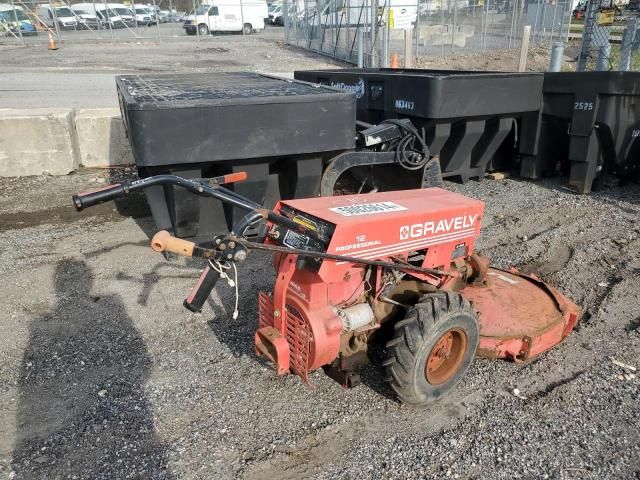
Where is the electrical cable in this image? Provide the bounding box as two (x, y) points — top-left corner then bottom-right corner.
(208, 258), (239, 319)
(380, 119), (432, 171)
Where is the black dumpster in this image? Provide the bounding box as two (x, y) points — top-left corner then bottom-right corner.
(294, 68), (544, 182)
(116, 72), (355, 238)
(520, 71), (640, 193)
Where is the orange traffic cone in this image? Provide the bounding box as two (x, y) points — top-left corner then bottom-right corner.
(390, 52), (398, 68)
(48, 31), (58, 51)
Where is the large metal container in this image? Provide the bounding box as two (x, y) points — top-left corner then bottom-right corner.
(520, 71), (640, 193)
(116, 72), (356, 237)
(294, 68), (544, 182)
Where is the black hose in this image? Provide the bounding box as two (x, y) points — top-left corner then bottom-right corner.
(381, 119), (432, 171)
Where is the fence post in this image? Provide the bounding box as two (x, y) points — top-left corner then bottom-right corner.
(518, 24), (531, 72)
(240, 0), (246, 37)
(103, 0), (113, 41)
(49, 0), (62, 43)
(192, 0), (199, 42)
(404, 28), (413, 67)
(380, 22), (388, 67)
(549, 41), (564, 71)
(11, 0), (24, 43)
(370, 0), (378, 67)
(152, 0), (161, 41)
(357, 27), (364, 67)
(596, 42), (610, 71)
(451, 0), (457, 53)
(619, 18), (637, 71)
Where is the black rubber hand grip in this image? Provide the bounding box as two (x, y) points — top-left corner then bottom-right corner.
(183, 264), (221, 313)
(72, 184), (126, 211)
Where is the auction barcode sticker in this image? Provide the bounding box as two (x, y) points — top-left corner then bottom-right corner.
(329, 202), (407, 217)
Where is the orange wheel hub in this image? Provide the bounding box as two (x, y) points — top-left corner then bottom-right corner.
(425, 328), (468, 385)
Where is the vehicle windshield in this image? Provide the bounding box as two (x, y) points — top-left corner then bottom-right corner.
(72, 9), (91, 15)
(194, 5), (210, 14)
(55, 7), (74, 17)
(97, 8), (119, 18)
(115, 8), (131, 16)
(135, 9), (148, 14)
(0, 9), (29, 21)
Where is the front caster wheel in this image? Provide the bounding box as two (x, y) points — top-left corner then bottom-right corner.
(384, 291), (479, 406)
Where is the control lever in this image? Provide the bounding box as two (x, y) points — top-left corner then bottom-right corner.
(150, 231), (247, 314)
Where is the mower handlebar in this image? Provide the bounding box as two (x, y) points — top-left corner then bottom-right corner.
(72, 174), (262, 214)
(73, 184), (126, 211)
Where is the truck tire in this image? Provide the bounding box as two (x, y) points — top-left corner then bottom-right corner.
(198, 23), (209, 35)
(243, 23), (252, 34)
(383, 291), (479, 406)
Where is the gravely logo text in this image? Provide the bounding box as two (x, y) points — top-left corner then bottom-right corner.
(400, 215), (478, 240)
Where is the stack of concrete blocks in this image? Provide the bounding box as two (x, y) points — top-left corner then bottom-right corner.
(417, 24), (475, 48)
(0, 108), (133, 177)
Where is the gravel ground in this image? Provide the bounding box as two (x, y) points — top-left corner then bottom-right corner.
(0, 170), (638, 480)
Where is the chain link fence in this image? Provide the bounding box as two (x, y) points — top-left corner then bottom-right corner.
(283, 0), (573, 66)
(576, 0), (640, 71)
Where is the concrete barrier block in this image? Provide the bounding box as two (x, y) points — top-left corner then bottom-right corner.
(75, 108), (133, 168)
(0, 108), (79, 177)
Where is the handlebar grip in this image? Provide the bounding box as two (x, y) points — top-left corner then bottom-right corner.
(151, 230), (195, 257)
(183, 264), (221, 313)
(72, 184), (126, 211)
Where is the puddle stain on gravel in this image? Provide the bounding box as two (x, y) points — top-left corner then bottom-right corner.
(0, 198), (150, 232)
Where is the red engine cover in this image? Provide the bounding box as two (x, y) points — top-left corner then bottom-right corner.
(278, 188), (485, 283)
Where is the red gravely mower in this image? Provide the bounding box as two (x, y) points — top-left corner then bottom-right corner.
(73, 174), (580, 405)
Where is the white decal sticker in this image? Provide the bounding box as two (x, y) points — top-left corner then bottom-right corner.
(330, 202), (407, 217)
(574, 101), (594, 111)
(488, 272), (519, 285)
(283, 230), (309, 249)
(289, 281), (307, 300)
(335, 240), (382, 252)
(395, 99), (415, 111)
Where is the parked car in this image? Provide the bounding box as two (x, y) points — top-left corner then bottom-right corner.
(158, 9), (170, 22)
(0, 3), (37, 36)
(268, 2), (282, 24)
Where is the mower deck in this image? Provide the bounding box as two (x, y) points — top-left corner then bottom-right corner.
(463, 268), (580, 362)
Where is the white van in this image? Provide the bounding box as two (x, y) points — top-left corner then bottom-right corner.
(184, 0), (267, 36)
(134, 4), (157, 24)
(107, 3), (136, 26)
(37, 5), (78, 30)
(71, 3), (125, 29)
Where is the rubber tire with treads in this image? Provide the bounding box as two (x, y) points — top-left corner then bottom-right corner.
(384, 291), (479, 406)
